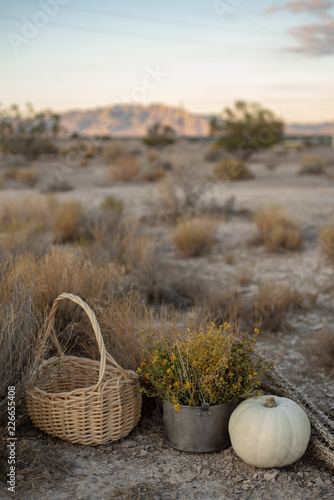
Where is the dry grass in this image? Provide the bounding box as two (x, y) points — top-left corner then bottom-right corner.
(102, 143), (126, 164)
(0, 284), (47, 479)
(236, 266), (253, 286)
(319, 221), (334, 262)
(147, 150), (159, 162)
(100, 195), (125, 212)
(2, 167), (19, 181)
(252, 281), (304, 331)
(312, 328), (334, 375)
(299, 155), (325, 175)
(52, 199), (83, 243)
(253, 205), (302, 252)
(16, 168), (39, 187)
(172, 217), (217, 257)
(0, 196), (85, 246)
(142, 167), (167, 182)
(214, 158), (254, 181)
(153, 173), (217, 223)
(108, 155), (140, 182)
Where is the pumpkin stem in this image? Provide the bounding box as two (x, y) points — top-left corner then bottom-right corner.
(264, 397), (276, 408)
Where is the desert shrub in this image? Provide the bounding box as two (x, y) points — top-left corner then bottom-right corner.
(319, 221), (334, 262)
(1, 167), (19, 181)
(299, 155), (325, 175)
(253, 205), (301, 252)
(0, 196), (85, 246)
(214, 158), (254, 181)
(52, 199), (83, 243)
(204, 144), (226, 162)
(172, 217), (217, 257)
(102, 143), (125, 164)
(142, 167), (167, 182)
(153, 173), (217, 223)
(107, 155), (140, 182)
(100, 195), (124, 212)
(0, 195), (50, 232)
(0, 103), (59, 159)
(147, 150), (159, 162)
(215, 100), (284, 159)
(41, 180), (74, 193)
(16, 168), (39, 188)
(252, 281), (304, 331)
(142, 122), (176, 147)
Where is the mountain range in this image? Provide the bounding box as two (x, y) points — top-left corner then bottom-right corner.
(60, 103), (333, 138)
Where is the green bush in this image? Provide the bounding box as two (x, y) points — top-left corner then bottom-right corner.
(215, 100), (284, 159)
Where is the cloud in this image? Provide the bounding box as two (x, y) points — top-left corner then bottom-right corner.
(265, 0), (332, 15)
(285, 0), (332, 13)
(288, 15), (334, 54)
(265, 6), (281, 14)
(265, 1), (334, 54)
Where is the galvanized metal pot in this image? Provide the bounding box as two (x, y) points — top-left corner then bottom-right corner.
(163, 400), (238, 452)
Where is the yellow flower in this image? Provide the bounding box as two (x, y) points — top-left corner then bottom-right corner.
(171, 354), (176, 362)
(140, 362), (146, 367)
(174, 404), (181, 411)
(174, 381), (180, 388)
(144, 373), (150, 379)
(185, 381), (191, 390)
(254, 328), (259, 334)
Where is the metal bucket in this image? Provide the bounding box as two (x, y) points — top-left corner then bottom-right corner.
(163, 400), (238, 453)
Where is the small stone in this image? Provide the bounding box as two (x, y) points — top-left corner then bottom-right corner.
(253, 473), (258, 479)
(264, 471), (278, 481)
(315, 477), (324, 488)
(201, 469), (211, 476)
(307, 481), (313, 487)
(16, 474), (24, 480)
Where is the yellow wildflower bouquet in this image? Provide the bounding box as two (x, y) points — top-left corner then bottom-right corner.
(138, 323), (270, 410)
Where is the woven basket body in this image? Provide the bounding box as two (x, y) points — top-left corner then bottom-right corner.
(26, 293), (141, 445)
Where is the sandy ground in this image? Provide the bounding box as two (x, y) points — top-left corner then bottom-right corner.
(0, 140), (333, 498)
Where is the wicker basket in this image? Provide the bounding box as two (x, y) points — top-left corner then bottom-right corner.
(26, 293), (142, 445)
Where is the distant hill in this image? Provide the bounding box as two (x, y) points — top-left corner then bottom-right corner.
(285, 122), (333, 137)
(59, 103), (333, 138)
(60, 103), (210, 137)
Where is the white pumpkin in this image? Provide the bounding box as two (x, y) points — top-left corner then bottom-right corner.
(228, 395), (311, 468)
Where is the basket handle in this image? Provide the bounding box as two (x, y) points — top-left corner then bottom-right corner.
(45, 293), (130, 389)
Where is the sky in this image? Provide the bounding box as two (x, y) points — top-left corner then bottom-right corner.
(0, 0), (334, 123)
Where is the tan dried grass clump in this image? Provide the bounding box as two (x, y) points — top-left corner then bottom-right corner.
(214, 158), (254, 181)
(102, 143), (126, 164)
(16, 168), (39, 187)
(52, 199), (83, 243)
(108, 155), (140, 182)
(173, 217), (217, 257)
(253, 281), (304, 331)
(299, 155), (325, 175)
(142, 167), (167, 182)
(0, 195), (85, 246)
(254, 205), (301, 252)
(319, 221), (334, 262)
